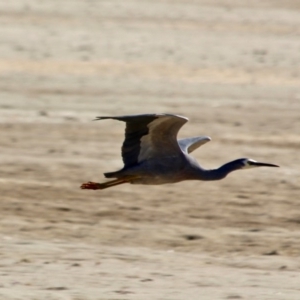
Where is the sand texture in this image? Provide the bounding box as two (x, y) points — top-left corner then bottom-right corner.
(0, 0), (300, 299)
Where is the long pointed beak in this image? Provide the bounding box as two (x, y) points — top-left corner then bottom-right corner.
(252, 162), (279, 168)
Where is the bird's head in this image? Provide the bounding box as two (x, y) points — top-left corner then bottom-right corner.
(240, 158), (279, 169)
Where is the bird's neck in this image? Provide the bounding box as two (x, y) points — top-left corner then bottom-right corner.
(200, 160), (243, 181)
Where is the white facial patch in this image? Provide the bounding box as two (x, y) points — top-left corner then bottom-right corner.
(242, 159), (258, 169)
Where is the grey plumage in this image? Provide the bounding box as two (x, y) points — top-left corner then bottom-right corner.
(81, 113), (279, 190)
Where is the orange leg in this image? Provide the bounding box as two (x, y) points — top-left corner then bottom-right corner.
(81, 176), (138, 190)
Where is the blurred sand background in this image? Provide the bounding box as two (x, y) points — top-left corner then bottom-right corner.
(1, 0), (300, 299)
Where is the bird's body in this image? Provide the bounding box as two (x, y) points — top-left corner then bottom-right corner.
(106, 154), (200, 185)
(81, 114), (279, 190)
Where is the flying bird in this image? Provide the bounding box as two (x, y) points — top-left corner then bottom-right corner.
(81, 114), (279, 190)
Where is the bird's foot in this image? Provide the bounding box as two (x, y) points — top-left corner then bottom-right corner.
(80, 181), (101, 190)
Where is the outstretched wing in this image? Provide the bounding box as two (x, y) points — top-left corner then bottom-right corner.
(178, 136), (211, 154)
(94, 114), (188, 167)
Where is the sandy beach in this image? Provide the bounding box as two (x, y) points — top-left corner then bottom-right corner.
(0, 0), (300, 299)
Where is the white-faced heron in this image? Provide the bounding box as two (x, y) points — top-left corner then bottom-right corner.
(81, 114), (279, 190)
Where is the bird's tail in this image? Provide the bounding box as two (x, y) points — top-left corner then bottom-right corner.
(104, 170), (122, 178)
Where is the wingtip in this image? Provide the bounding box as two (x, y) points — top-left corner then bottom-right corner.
(200, 136), (212, 143)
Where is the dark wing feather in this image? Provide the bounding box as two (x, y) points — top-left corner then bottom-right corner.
(94, 114), (188, 167)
